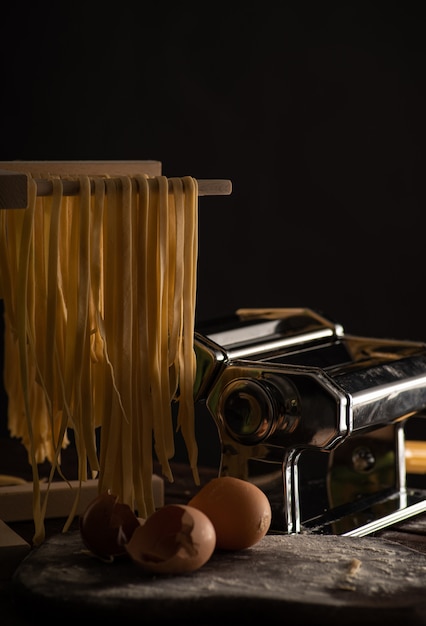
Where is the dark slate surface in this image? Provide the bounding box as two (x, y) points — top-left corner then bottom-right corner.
(10, 530), (426, 625)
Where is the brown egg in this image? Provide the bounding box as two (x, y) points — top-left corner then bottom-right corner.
(79, 490), (141, 559)
(125, 504), (216, 574)
(188, 476), (272, 551)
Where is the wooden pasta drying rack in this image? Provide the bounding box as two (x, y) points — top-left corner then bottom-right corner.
(0, 161), (232, 574)
(0, 160), (232, 209)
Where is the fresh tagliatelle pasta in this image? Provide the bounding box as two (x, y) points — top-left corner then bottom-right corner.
(0, 173), (199, 544)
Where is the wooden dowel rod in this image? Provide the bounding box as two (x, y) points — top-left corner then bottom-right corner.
(0, 168), (232, 209)
(34, 177), (232, 198)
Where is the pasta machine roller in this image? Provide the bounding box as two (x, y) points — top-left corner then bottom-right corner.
(193, 308), (426, 536)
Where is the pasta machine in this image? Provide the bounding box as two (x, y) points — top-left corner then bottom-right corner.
(193, 308), (426, 536)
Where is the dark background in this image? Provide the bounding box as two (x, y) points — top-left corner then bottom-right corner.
(1, 2), (426, 465)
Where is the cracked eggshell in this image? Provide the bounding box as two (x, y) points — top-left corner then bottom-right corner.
(125, 504), (216, 574)
(79, 490), (141, 559)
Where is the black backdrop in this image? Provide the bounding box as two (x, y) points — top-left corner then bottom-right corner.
(1, 3), (426, 463)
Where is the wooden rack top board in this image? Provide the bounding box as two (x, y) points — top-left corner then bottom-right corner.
(0, 161), (232, 209)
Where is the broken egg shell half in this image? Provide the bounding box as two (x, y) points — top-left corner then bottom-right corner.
(79, 490), (141, 559)
(125, 504), (216, 574)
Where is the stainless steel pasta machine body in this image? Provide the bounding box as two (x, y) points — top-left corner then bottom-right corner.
(194, 308), (426, 536)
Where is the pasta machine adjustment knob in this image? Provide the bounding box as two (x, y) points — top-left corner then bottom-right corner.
(217, 376), (301, 445)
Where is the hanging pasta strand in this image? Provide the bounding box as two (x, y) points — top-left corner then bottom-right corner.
(0, 171), (201, 539)
(157, 176), (176, 471)
(177, 176), (199, 484)
(89, 177), (106, 434)
(35, 180), (71, 525)
(79, 183), (102, 481)
(15, 179), (47, 544)
(43, 178), (63, 438)
(115, 176), (134, 506)
(129, 176), (147, 516)
(132, 174), (155, 517)
(98, 178), (123, 497)
(168, 177), (184, 400)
